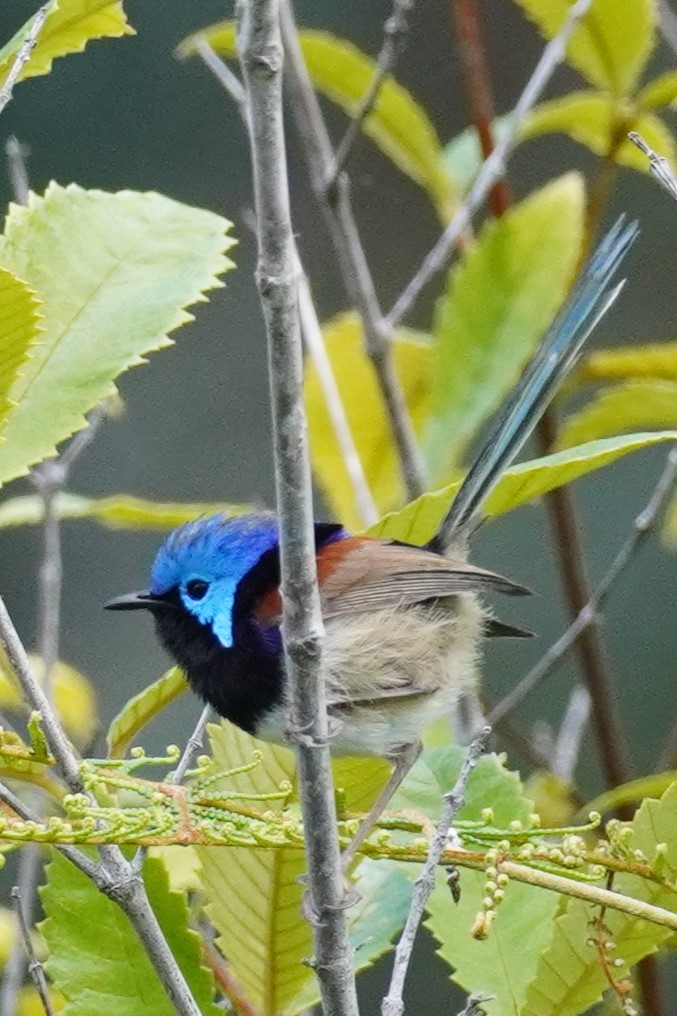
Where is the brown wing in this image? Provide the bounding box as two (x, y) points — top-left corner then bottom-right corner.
(318, 537), (529, 620)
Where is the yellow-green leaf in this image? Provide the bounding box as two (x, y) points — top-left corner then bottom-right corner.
(524, 92), (676, 171)
(106, 668), (187, 759)
(0, 183), (235, 486)
(583, 771), (677, 818)
(522, 784), (677, 1016)
(305, 312), (432, 528)
(427, 174), (584, 481)
(0, 0), (133, 88)
(578, 340), (677, 383)
(369, 432), (677, 544)
(178, 23), (455, 219)
(559, 381), (677, 447)
(421, 748), (560, 1016)
(639, 68), (677, 109)
(514, 0), (656, 95)
(0, 267), (42, 435)
(0, 652), (97, 749)
(198, 721), (390, 1016)
(0, 491), (245, 530)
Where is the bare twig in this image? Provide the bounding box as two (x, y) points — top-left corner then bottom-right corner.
(659, 0), (677, 57)
(629, 130), (677, 202)
(279, 0), (427, 500)
(381, 727), (491, 1016)
(325, 0), (415, 188)
(386, 0), (595, 327)
(456, 994), (494, 1016)
(0, 3), (51, 116)
(552, 684), (591, 781)
(237, 3), (359, 1015)
(449, 0), (510, 217)
(489, 447), (677, 725)
(171, 703), (212, 786)
(197, 38), (378, 526)
(5, 138), (30, 205)
(10, 886), (54, 1016)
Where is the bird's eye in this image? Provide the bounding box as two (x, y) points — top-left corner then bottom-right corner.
(185, 579), (210, 601)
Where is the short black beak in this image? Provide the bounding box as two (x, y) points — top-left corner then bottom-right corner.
(104, 590), (158, 612)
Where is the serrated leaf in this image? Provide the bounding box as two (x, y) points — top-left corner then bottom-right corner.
(524, 92), (676, 171)
(106, 668), (187, 759)
(401, 747), (561, 1016)
(522, 784), (677, 1016)
(178, 24), (455, 218)
(197, 721), (392, 1015)
(0, 491), (246, 530)
(0, 267), (42, 434)
(0, 183), (235, 486)
(559, 381), (677, 447)
(40, 851), (220, 1016)
(427, 174), (584, 481)
(369, 432), (677, 544)
(0, 652), (97, 749)
(639, 68), (677, 109)
(0, 0), (134, 89)
(577, 340), (677, 383)
(305, 312), (431, 527)
(514, 0), (655, 95)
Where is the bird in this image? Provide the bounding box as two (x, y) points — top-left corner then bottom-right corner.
(106, 218), (637, 864)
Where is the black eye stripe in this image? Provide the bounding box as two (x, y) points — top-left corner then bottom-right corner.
(186, 579), (210, 601)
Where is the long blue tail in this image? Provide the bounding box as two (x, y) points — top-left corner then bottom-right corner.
(433, 216), (639, 551)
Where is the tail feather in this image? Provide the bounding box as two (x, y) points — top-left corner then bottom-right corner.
(433, 216), (639, 552)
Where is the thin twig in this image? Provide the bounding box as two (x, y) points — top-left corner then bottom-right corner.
(5, 138), (30, 205)
(629, 130), (677, 202)
(197, 39), (378, 527)
(489, 446), (677, 723)
(455, 994), (494, 1016)
(0, 3), (51, 116)
(381, 727), (491, 1016)
(448, 0), (511, 217)
(237, 4), (359, 1015)
(279, 0), (427, 501)
(325, 0), (415, 189)
(552, 684), (591, 781)
(658, 0), (677, 57)
(386, 0), (595, 327)
(10, 886), (54, 1016)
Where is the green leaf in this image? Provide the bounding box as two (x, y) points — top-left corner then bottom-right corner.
(418, 748), (560, 1016)
(0, 491), (245, 530)
(558, 381), (677, 447)
(522, 784), (677, 1016)
(106, 668), (187, 759)
(178, 24), (455, 219)
(305, 312), (432, 528)
(369, 432), (677, 544)
(0, 183), (235, 486)
(577, 340), (677, 383)
(0, 267), (42, 435)
(514, 0), (656, 95)
(40, 851), (220, 1016)
(443, 114), (512, 195)
(583, 771), (677, 818)
(197, 721), (391, 1016)
(427, 174), (584, 481)
(639, 68), (677, 109)
(0, 0), (134, 88)
(524, 92), (676, 171)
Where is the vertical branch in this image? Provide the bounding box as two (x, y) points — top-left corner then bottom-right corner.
(237, 3), (359, 1015)
(448, 0), (511, 217)
(0, 3), (50, 116)
(279, 0), (427, 501)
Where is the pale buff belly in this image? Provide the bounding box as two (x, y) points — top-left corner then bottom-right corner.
(255, 594), (484, 758)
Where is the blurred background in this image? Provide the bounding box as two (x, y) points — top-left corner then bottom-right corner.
(0, 0), (676, 1010)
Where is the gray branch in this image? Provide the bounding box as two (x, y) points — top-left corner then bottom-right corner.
(10, 886), (54, 1016)
(237, 2), (359, 1014)
(381, 727), (491, 1016)
(386, 0), (595, 327)
(0, 4), (51, 116)
(279, 0), (427, 500)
